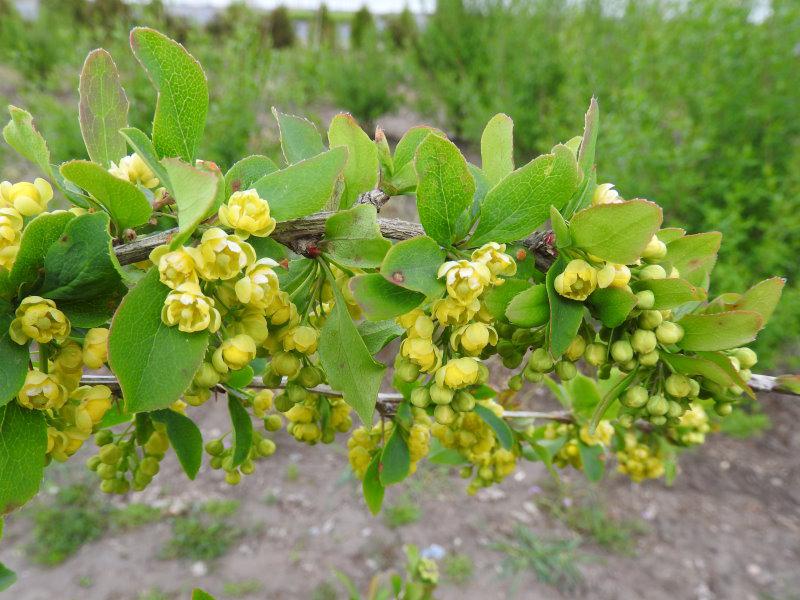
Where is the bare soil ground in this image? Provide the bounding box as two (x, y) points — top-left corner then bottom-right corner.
(2, 389), (799, 600)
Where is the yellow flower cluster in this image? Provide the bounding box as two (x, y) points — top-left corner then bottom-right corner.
(108, 153), (160, 189)
(347, 410), (431, 480)
(0, 178), (53, 216)
(542, 420), (614, 470)
(671, 403), (711, 446)
(616, 433), (665, 482)
(284, 394), (351, 444)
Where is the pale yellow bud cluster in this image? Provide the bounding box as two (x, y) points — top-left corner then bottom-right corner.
(108, 153), (159, 189)
(0, 178), (53, 216)
(671, 403), (710, 445)
(592, 182), (623, 206)
(616, 433), (665, 482)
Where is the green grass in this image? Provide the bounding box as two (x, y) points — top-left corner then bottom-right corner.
(285, 463), (300, 482)
(536, 489), (646, 555)
(442, 552), (474, 585)
(383, 496), (422, 529)
(493, 526), (583, 593)
(222, 579), (263, 597)
(109, 503), (163, 531)
(160, 502), (244, 561)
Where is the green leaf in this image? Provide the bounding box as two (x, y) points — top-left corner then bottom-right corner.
(224, 155), (278, 198)
(40, 212), (121, 299)
(162, 158), (222, 249)
(357, 320), (404, 355)
(665, 232), (721, 289)
(151, 409), (203, 479)
(427, 439), (468, 466)
(2, 211), (74, 300)
(227, 397), (253, 468)
(546, 258), (584, 358)
(3, 105), (51, 177)
(474, 403), (514, 450)
(589, 368), (638, 432)
(415, 134), (474, 245)
(550, 206), (571, 248)
(98, 402), (132, 429)
(379, 236), (445, 298)
(0, 403), (46, 514)
(577, 98), (599, 179)
(60, 160), (152, 231)
(108, 269), (209, 413)
(588, 287), (638, 327)
(633, 278), (707, 310)
(677, 311), (763, 351)
(565, 374), (603, 419)
(578, 441), (604, 482)
(380, 427), (410, 485)
(78, 49), (129, 168)
(226, 366), (254, 389)
(482, 278), (529, 320)
(570, 199), (663, 264)
(350, 274), (424, 320)
(505, 284), (549, 327)
(730, 277), (785, 324)
(249, 236), (288, 262)
(0, 304), (28, 408)
(470, 145), (579, 247)
(394, 126), (444, 172)
(695, 351), (754, 399)
(562, 167), (596, 219)
(119, 127), (171, 189)
(0, 561), (16, 592)
(318, 264), (386, 425)
(659, 352), (737, 389)
(658, 227), (686, 243)
(252, 147), (347, 221)
(320, 204), (391, 269)
(328, 113), (380, 209)
(362, 453), (385, 515)
(480, 113), (514, 186)
(272, 108), (325, 164)
(130, 27), (208, 162)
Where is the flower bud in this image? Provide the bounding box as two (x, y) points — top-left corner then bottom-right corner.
(554, 259), (597, 301)
(655, 321), (684, 345)
(282, 325), (319, 355)
(592, 182), (622, 205)
(635, 290), (655, 310)
(642, 235), (667, 261)
(611, 340), (634, 364)
(638, 309), (663, 330)
(429, 383), (454, 405)
(622, 385), (649, 408)
(82, 327), (109, 369)
(296, 365), (323, 388)
(410, 386), (431, 408)
(10, 296), (70, 345)
(631, 329), (657, 355)
(194, 362), (221, 388)
(733, 347), (757, 370)
(434, 405), (457, 425)
(665, 374), (692, 398)
(451, 389), (476, 412)
(564, 336), (587, 362)
(218, 189), (276, 238)
(555, 361), (577, 380)
(435, 357), (481, 389)
(450, 322), (497, 356)
(639, 264), (667, 281)
(584, 343), (607, 366)
(646, 394), (669, 416)
(0, 178), (53, 216)
(528, 348), (554, 372)
(213, 334), (257, 373)
(271, 351), (302, 379)
(639, 350), (660, 367)
(252, 390), (274, 417)
(161, 283), (221, 333)
(431, 296), (479, 326)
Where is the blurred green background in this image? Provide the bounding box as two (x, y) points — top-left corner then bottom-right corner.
(1, 0), (798, 368)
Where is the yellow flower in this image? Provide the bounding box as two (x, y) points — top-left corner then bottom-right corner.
(82, 327), (109, 369)
(435, 357), (481, 389)
(18, 369), (68, 410)
(579, 420), (614, 446)
(161, 283), (221, 333)
(431, 297), (479, 326)
(400, 337), (442, 373)
(252, 389), (274, 417)
(264, 290), (298, 326)
(47, 426), (89, 462)
(554, 259), (597, 301)
(51, 340), (84, 391)
(108, 153), (159, 188)
(0, 178), (53, 216)
(437, 260), (492, 305)
(228, 307), (269, 345)
(0, 207), (22, 269)
(450, 322), (498, 356)
(149, 245), (199, 289)
(9, 296), (70, 345)
(72, 385), (113, 424)
(190, 228), (256, 281)
(212, 334), (257, 373)
(218, 189), (276, 238)
(471, 242), (517, 284)
(283, 325), (319, 355)
(592, 182), (622, 206)
(397, 309), (435, 339)
(234, 258), (280, 308)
